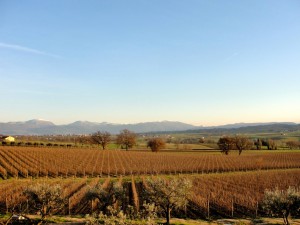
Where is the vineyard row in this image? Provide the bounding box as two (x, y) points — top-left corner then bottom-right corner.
(0, 147), (300, 178)
(0, 169), (300, 218)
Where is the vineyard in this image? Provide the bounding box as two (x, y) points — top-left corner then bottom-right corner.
(0, 147), (300, 178)
(1, 146), (300, 221)
(190, 169), (300, 218)
(0, 169), (300, 218)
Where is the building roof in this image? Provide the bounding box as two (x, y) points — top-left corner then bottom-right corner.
(0, 135), (13, 139)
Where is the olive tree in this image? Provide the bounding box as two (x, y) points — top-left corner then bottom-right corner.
(146, 177), (192, 225)
(261, 186), (300, 225)
(85, 182), (124, 214)
(91, 131), (111, 150)
(24, 183), (65, 222)
(116, 129), (136, 151)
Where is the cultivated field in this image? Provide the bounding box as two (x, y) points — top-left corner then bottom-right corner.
(0, 169), (300, 218)
(0, 147), (300, 179)
(1, 146), (300, 223)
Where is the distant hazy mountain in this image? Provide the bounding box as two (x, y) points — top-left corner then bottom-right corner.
(0, 119), (298, 135)
(0, 119), (56, 135)
(0, 119), (196, 135)
(184, 122), (300, 135)
(205, 122), (296, 129)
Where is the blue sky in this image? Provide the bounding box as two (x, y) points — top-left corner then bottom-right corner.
(0, 0), (300, 125)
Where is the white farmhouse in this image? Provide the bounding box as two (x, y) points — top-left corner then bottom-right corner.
(0, 135), (15, 142)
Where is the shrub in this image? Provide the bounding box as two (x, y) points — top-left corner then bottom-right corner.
(147, 138), (165, 152)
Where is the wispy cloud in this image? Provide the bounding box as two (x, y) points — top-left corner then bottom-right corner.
(0, 42), (62, 58)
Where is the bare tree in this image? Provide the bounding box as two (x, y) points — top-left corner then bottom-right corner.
(91, 131), (111, 150)
(146, 177), (192, 225)
(147, 138), (166, 152)
(116, 129), (136, 151)
(24, 183), (65, 222)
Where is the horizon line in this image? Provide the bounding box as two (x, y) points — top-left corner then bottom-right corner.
(1, 119), (298, 127)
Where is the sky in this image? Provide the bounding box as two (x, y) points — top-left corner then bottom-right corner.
(0, 0), (300, 126)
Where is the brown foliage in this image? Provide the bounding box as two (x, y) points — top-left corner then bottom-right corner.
(131, 176), (139, 213)
(147, 138), (166, 152)
(234, 135), (253, 155)
(286, 141), (300, 150)
(217, 136), (235, 155)
(116, 129), (136, 151)
(218, 135), (253, 155)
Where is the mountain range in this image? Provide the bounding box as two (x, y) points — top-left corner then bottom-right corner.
(0, 119), (298, 135)
(0, 119), (196, 135)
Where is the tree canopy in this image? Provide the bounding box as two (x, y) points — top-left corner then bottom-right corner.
(86, 182), (124, 214)
(218, 135), (253, 155)
(116, 129), (136, 151)
(147, 138), (166, 152)
(91, 131), (111, 150)
(24, 183), (65, 221)
(146, 177), (192, 225)
(262, 187), (300, 225)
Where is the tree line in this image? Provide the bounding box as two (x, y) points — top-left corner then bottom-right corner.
(2, 131), (299, 153)
(217, 135), (300, 155)
(89, 130), (167, 153)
